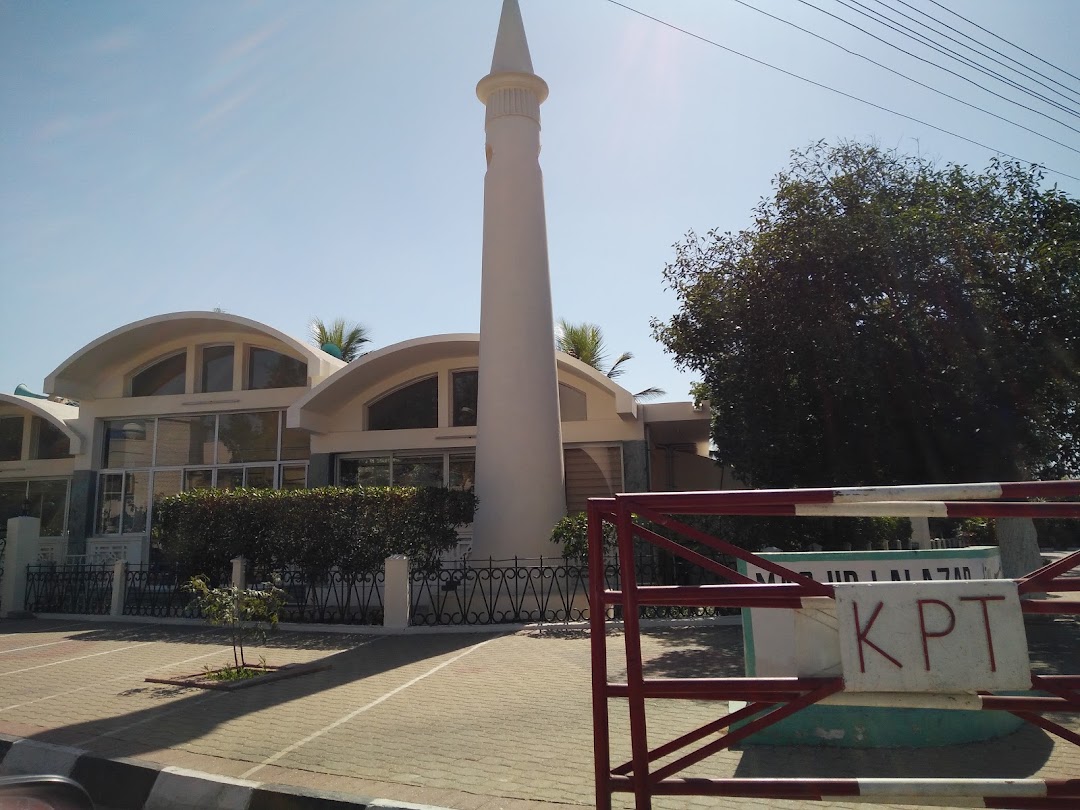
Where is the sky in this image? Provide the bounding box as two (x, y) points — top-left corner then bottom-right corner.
(2, 0), (1078, 403)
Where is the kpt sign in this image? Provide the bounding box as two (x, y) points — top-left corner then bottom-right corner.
(834, 580), (1030, 692)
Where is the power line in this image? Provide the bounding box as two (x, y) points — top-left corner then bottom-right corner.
(925, 0), (1080, 86)
(884, 0), (1080, 107)
(598, 0), (1080, 184)
(838, 0), (1080, 120)
(872, 0), (1080, 110)
(728, 0), (1079, 157)
(816, 0), (1080, 133)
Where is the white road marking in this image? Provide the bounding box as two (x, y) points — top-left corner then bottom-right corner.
(240, 636), (499, 779)
(0, 638), (80, 655)
(0, 643), (146, 677)
(0, 639), (230, 712)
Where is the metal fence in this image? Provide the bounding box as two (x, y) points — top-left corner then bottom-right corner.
(408, 554), (740, 626)
(24, 563), (113, 615)
(272, 567), (385, 625)
(122, 565), (215, 619)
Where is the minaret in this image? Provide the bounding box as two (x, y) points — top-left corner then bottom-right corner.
(471, 0), (565, 561)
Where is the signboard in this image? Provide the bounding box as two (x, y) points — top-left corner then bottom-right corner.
(739, 547), (1003, 678)
(834, 580), (1030, 692)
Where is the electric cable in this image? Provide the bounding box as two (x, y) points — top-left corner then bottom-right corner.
(838, 0), (1080, 119)
(809, 0), (1080, 133)
(882, 0), (1080, 106)
(729, 0), (1079, 157)
(600, 0), (1080, 184)
(926, 0), (1080, 86)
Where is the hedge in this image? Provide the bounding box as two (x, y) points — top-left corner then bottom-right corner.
(153, 486), (478, 576)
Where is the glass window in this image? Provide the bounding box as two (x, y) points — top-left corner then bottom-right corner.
(281, 426), (310, 460)
(184, 468), (214, 491)
(449, 453), (476, 491)
(559, 383), (588, 422)
(29, 417), (70, 459)
(216, 468), (245, 490)
(103, 419), (153, 468)
(123, 471), (148, 534)
(393, 455), (444, 488)
(281, 465), (308, 489)
(152, 470), (182, 504)
(0, 416), (24, 461)
(247, 348), (307, 390)
(368, 376), (438, 431)
(27, 479), (68, 537)
(97, 473), (123, 534)
(131, 352), (186, 397)
(0, 481), (28, 529)
(339, 457), (390, 487)
(217, 411), (279, 463)
(155, 415), (215, 466)
(245, 466), (275, 489)
(201, 345), (234, 393)
(452, 370), (478, 427)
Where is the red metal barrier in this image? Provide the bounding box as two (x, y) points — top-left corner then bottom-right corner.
(588, 480), (1080, 810)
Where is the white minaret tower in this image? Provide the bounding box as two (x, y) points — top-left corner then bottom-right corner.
(471, 0), (565, 561)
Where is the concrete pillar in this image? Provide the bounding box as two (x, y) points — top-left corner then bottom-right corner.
(110, 560), (127, 617)
(2, 517), (40, 618)
(472, 0), (565, 561)
(909, 517), (931, 550)
(65, 470), (96, 557)
(383, 555), (411, 630)
(231, 556), (246, 590)
(307, 453), (333, 488)
(621, 440), (649, 493)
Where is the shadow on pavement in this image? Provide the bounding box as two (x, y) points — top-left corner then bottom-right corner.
(734, 724), (1053, 778)
(21, 630), (490, 763)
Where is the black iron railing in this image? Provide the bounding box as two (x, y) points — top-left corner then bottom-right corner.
(122, 565), (214, 619)
(408, 555), (739, 626)
(272, 568), (385, 625)
(24, 563), (113, 615)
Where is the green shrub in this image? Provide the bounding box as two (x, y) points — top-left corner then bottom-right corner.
(550, 513), (618, 560)
(154, 486), (478, 575)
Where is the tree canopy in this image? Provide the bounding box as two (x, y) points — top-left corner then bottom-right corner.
(309, 317), (371, 363)
(653, 141), (1080, 489)
(556, 319), (665, 400)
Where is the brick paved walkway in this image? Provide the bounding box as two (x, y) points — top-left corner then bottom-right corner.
(0, 616), (1078, 809)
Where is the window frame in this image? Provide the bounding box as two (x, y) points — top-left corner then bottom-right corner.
(128, 350), (189, 398)
(366, 375), (440, 431)
(95, 409), (310, 537)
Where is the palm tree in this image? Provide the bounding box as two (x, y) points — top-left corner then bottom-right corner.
(555, 319), (665, 400)
(309, 317), (371, 362)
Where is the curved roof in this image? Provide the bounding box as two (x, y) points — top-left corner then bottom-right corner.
(288, 333), (636, 431)
(0, 394), (83, 455)
(45, 311), (344, 399)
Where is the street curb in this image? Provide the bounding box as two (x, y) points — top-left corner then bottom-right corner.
(0, 734), (455, 810)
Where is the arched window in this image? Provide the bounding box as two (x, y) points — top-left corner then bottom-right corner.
(368, 376), (439, 431)
(30, 417), (71, 459)
(130, 352), (187, 397)
(247, 347), (307, 390)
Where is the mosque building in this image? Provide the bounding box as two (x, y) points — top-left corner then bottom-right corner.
(0, 1), (728, 566)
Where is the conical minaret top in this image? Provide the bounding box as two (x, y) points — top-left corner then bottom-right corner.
(490, 0), (534, 73)
(476, 0), (548, 116)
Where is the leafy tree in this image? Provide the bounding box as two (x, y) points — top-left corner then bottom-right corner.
(309, 317), (371, 362)
(653, 141), (1079, 561)
(556, 319), (665, 400)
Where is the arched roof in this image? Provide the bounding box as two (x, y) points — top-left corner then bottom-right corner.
(0, 394), (83, 455)
(45, 311), (344, 399)
(288, 333), (636, 432)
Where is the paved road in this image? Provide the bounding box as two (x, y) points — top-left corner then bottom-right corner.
(0, 616), (1078, 809)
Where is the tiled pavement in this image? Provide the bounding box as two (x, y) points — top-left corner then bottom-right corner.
(0, 616), (1078, 809)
